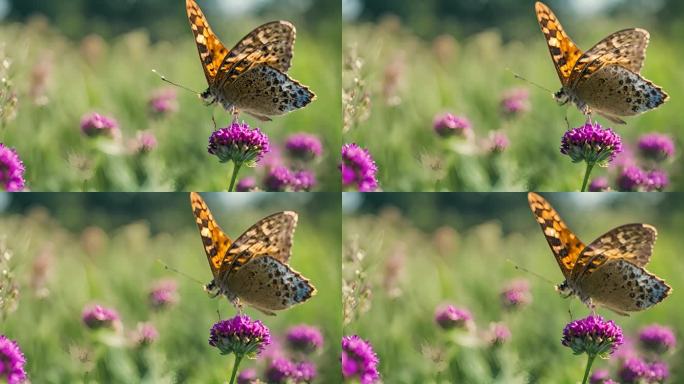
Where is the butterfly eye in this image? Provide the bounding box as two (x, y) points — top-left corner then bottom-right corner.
(553, 90), (569, 105)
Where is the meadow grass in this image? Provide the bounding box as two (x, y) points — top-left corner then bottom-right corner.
(343, 193), (683, 383)
(343, 20), (683, 191)
(0, 193), (341, 383)
(0, 17), (341, 191)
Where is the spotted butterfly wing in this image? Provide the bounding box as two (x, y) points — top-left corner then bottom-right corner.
(527, 192), (586, 279)
(186, 0), (228, 84)
(190, 192), (233, 278)
(535, 1), (583, 86)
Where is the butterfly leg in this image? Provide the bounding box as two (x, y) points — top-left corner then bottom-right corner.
(211, 114), (218, 130)
(230, 106), (240, 124)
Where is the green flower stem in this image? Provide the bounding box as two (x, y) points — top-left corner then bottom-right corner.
(580, 161), (596, 192)
(228, 353), (243, 384)
(581, 353), (597, 384)
(228, 162), (242, 192)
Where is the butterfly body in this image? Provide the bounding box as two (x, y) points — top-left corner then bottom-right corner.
(190, 192), (316, 315)
(528, 193), (670, 315)
(186, 0), (315, 121)
(535, 2), (668, 124)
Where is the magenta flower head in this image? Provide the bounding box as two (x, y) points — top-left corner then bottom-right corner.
(285, 133), (323, 161)
(434, 304), (472, 330)
(433, 113), (471, 138)
(208, 122), (270, 166)
(82, 304), (120, 330)
(639, 324), (676, 355)
(264, 165), (293, 191)
(617, 165), (646, 191)
(80, 112), (119, 138)
(0, 143), (25, 191)
(560, 123), (622, 166)
(209, 314), (270, 358)
(500, 88), (530, 116)
(134, 131), (157, 154)
(562, 315), (623, 358)
(236, 368), (257, 384)
(148, 279), (179, 310)
(647, 361), (669, 382)
(148, 88), (178, 116)
(0, 335), (27, 384)
(286, 324), (323, 354)
(487, 322), (511, 347)
(487, 131), (509, 153)
(265, 357), (296, 383)
(342, 335), (380, 384)
(133, 322), (159, 347)
(589, 369), (610, 384)
(645, 170), (669, 192)
(500, 279), (532, 310)
(235, 177), (257, 192)
(341, 143), (379, 192)
(618, 357), (649, 383)
(292, 170), (316, 192)
(294, 361), (317, 382)
(588, 177), (610, 192)
(638, 133), (675, 162)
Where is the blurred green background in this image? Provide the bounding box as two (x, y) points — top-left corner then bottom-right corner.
(343, 192), (684, 383)
(343, 0), (683, 191)
(0, 0), (341, 191)
(0, 192), (341, 383)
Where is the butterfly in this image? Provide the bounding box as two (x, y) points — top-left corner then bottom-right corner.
(190, 192), (316, 315)
(186, 0), (315, 121)
(527, 192), (670, 315)
(535, 1), (668, 124)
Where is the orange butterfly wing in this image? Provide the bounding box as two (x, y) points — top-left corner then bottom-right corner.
(535, 1), (583, 85)
(186, 0), (228, 83)
(190, 192), (233, 278)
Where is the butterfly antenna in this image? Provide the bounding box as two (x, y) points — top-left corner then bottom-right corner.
(506, 258), (556, 285)
(156, 259), (205, 286)
(506, 68), (554, 94)
(152, 69), (201, 95)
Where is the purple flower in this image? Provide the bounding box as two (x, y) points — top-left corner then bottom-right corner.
(292, 170), (316, 192)
(588, 177), (610, 192)
(235, 177), (257, 192)
(638, 133), (675, 162)
(433, 113), (471, 138)
(589, 369), (610, 384)
(294, 361), (317, 383)
(434, 304), (472, 330)
(342, 335), (380, 384)
(82, 304), (120, 330)
(80, 112), (119, 138)
(133, 131), (157, 154)
(264, 166), (293, 191)
(0, 335), (27, 384)
(639, 324), (676, 354)
(614, 335), (638, 361)
(487, 322), (511, 346)
(286, 324), (323, 354)
(500, 279), (532, 310)
(148, 279), (179, 310)
(236, 368), (257, 384)
(617, 165), (646, 191)
(500, 88), (530, 116)
(208, 122), (270, 166)
(618, 357), (649, 383)
(265, 357), (296, 383)
(133, 322), (158, 347)
(560, 123), (622, 166)
(487, 131), (509, 153)
(0, 143), (25, 191)
(285, 133), (323, 161)
(209, 314), (270, 358)
(341, 143), (379, 192)
(645, 170), (669, 192)
(148, 88), (178, 116)
(561, 315), (623, 358)
(647, 361), (669, 382)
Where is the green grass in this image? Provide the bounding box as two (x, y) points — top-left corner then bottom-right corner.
(343, 193), (684, 383)
(1, 193), (341, 383)
(0, 17), (341, 191)
(343, 21), (683, 191)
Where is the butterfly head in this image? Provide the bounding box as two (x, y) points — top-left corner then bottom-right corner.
(553, 88), (571, 106)
(555, 280), (574, 298)
(200, 89), (216, 106)
(204, 279), (221, 297)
